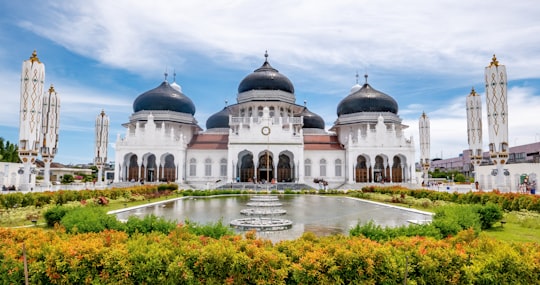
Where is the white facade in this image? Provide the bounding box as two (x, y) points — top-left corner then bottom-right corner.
(114, 55), (416, 189)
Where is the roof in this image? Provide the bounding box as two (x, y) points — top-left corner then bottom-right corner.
(188, 134), (229, 150)
(304, 135), (344, 150)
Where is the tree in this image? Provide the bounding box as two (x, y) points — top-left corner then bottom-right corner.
(0, 137), (21, 163)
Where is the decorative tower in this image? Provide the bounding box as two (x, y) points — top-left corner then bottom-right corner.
(418, 112), (430, 186)
(484, 54), (509, 191)
(18, 50), (45, 191)
(40, 85), (60, 188)
(94, 110), (109, 187)
(466, 87), (483, 186)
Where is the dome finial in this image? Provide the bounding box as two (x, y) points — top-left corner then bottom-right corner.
(29, 50), (40, 63)
(304, 99), (307, 107)
(355, 71), (359, 84)
(164, 67), (168, 82)
(364, 73), (368, 84)
(264, 50), (269, 62)
(225, 99), (228, 106)
(173, 69), (177, 82)
(470, 87), (477, 96)
(489, 54), (499, 67)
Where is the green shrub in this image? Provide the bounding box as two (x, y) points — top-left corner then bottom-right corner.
(61, 206), (125, 233)
(432, 204), (481, 237)
(349, 220), (442, 241)
(43, 205), (70, 227)
(184, 219), (234, 239)
(60, 174), (74, 184)
(125, 214), (177, 235)
(474, 202), (503, 229)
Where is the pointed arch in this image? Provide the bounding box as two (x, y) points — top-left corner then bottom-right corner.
(355, 155), (370, 182)
(277, 150), (294, 182)
(238, 150), (254, 182)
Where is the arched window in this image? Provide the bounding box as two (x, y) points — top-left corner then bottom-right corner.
(304, 159), (312, 177)
(335, 159), (342, 177)
(269, 106), (275, 117)
(205, 158), (212, 177)
(258, 106), (263, 117)
(189, 158), (197, 176)
(248, 107), (253, 117)
(220, 158), (227, 176)
(320, 159), (327, 177)
(240, 108), (245, 117)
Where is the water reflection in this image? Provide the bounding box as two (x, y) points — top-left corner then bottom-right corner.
(114, 195), (432, 243)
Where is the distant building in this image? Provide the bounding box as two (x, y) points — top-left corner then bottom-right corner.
(428, 142), (540, 191)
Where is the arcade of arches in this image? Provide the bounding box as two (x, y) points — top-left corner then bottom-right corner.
(355, 155), (405, 183)
(123, 153), (176, 182)
(237, 151), (295, 183)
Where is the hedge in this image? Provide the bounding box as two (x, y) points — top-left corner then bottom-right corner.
(0, 227), (539, 284)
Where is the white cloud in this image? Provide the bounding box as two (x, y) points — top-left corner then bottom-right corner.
(16, 1), (540, 80)
(3, 0), (540, 164)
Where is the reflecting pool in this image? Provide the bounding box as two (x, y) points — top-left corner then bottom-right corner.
(113, 195), (432, 242)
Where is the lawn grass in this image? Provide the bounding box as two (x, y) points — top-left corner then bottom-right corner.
(481, 222), (540, 243)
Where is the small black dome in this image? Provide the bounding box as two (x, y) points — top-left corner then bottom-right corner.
(206, 107), (230, 129)
(299, 107), (325, 129)
(337, 83), (398, 116)
(238, 57), (294, 94)
(133, 81), (195, 115)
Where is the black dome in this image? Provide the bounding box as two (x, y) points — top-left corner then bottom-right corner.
(133, 81), (195, 115)
(299, 107), (325, 129)
(337, 83), (398, 116)
(206, 107), (230, 129)
(238, 58), (294, 94)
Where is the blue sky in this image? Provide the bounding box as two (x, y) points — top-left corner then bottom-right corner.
(1, 1), (540, 165)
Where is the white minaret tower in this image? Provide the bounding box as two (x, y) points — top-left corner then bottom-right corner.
(95, 110), (109, 187)
(40, 85), (60, 188)
(18, 50), (45, 191)
(419, 112), (430, 186)
(466, 87), (483, 186)
(484, 54), (509, 191)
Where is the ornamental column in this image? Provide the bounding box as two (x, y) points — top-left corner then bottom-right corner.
(40, 85), (60, 189)
(18, 50), (45, 191)
(484, 55), (509, 191)
(419, 112), (430, 186)
(94, 110), (109, 187)
(466, 87), (483, 186)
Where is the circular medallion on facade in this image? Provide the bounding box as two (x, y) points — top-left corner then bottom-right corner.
(261, 126), (271, 135)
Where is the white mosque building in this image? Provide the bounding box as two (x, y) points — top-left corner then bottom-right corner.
(113, 53), (416, 189)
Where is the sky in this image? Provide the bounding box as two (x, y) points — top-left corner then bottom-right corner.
(1, 1), (540, 165)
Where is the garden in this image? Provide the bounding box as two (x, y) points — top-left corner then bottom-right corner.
(0, 185), (539, 284)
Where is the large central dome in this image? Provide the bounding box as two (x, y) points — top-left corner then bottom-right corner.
(337, 78), (398, 116)
(238, 53), (294, 94)
(133, 81), (195, 115)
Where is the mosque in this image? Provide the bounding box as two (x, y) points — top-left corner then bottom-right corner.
(113, 53), (416, 189)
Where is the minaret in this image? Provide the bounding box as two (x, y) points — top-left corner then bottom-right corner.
(94, 110), (109, 187)
(40, 85), (61, 188)
(419, 112), (430, 186)
(466, 87), (483, 184)
(18, 50), (45, 191)
(484, 54), (509, 191)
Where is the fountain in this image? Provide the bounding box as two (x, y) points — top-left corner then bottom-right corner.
(230, 195), (293, 231)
